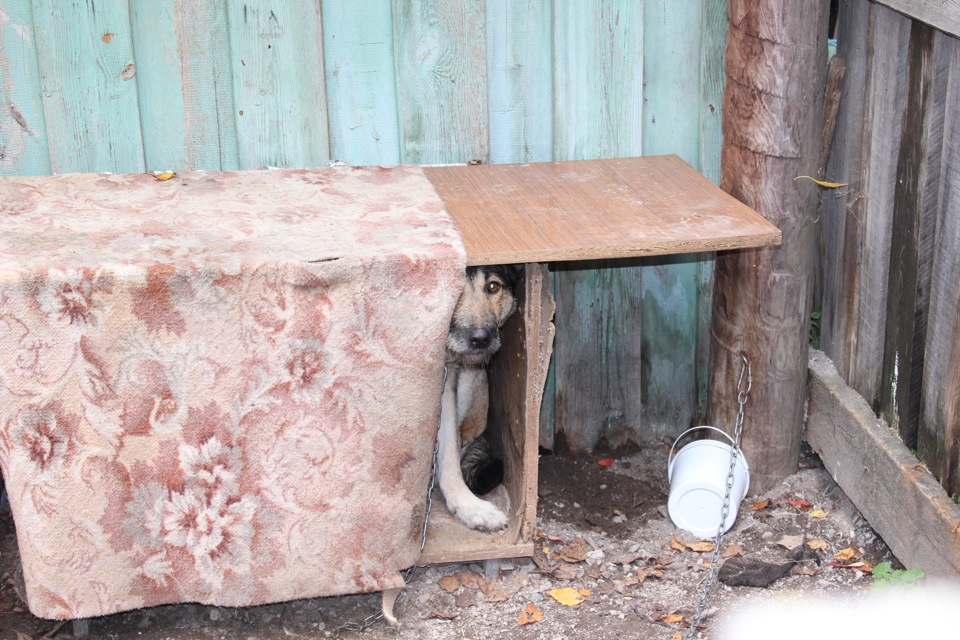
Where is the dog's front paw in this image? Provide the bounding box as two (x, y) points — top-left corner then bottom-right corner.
(453, 496), (509, 531)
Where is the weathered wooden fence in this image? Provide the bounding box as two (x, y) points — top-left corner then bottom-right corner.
(0, 0), (728, 450)
(820, 0), (960, 497)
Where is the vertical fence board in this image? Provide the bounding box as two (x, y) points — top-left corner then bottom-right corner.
(0, 0), (49, 175)
(322, 0), (400, 166)
(485, 0), (552, 165)
(131, 0), (238, 172)
(640, 1), (704, 436)
(880, 22), (947, 447)
(226, 1), (329, 169)
(31, 0), (144, 174)
(392, 0), (488, 164)
(920, 35), (960, 495)
(821, 1), (909, 408)
(552, 1), (645, 450)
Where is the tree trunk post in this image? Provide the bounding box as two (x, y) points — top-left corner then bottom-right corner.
(708, 0), (829, 493)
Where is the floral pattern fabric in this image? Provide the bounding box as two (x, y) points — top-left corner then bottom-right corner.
(0, 166), (465, 619)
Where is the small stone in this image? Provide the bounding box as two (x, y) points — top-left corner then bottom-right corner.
(209, 608), (221, 622)
(530, 592), (544, 603)
(761, 531), (774, 540)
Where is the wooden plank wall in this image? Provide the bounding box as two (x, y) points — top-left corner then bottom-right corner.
(820, 0), (960, 496)
(0, 1), (728, 452)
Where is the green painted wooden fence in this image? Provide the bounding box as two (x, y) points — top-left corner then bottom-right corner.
(0, 0), (727, 449)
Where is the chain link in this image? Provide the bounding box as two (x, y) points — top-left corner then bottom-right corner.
(685, 354), (752, 639)
(332, 367), (447, 638)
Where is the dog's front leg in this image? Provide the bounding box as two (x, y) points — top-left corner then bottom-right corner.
(437, 370), (509, 531)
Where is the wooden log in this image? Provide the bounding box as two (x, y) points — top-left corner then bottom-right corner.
(879, 23), (949, 448)
(806, 349), (960, 579)
(708, 0), (828, 492)
(919, 34), (960, 496)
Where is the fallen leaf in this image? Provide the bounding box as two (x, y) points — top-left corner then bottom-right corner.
(548, 587), (587, 606)
(664, 613), (684, 624)
(795, 175), (849, 188)
(458, 571), (485, 590)
(550, 563), (578, 581)
(636, 567), (664, 583)
(598, 458), (615, 467)
(517, 603), (543, 625)
(438, 575), (460, 593)
(578, 589), (591, 596)
(672, 635), (683, 640)
(836, 560), (875, 573)
(721, 545), (743, 559)
(777, 534), (805, 550)
(833, 545), (862, 562)
(557, 538), (587, 563)
(787, 499), (813, 511)
(807, 539), (828, 550)
(686, 541), (717, 553)
(455, 591), (478, 608)
(655, 553), (676, 566)
(752, 498), (771, 510)
(425, 609), (458, 621)
(670, 538), (688, 552)
(102, 32), (116, 43)
(809, 509), (829, 519)
(481, 580), (509, 603)
(154, 171), (175, 181)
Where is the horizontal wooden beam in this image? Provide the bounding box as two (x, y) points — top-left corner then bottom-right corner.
(806, 349), (960, 579)
(873, 0), (960, 38)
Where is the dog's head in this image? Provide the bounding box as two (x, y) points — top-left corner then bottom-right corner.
(447, 264), (523, 366)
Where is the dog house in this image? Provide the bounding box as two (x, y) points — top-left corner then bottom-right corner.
(0, 156), (778, 621)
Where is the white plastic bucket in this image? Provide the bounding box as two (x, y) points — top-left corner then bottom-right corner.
(667, 426), (750, 538)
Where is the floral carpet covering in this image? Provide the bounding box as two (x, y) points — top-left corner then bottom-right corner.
(0, 166), (466, 619)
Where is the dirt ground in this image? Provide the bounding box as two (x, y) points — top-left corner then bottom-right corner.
(1, 443), (897, 640)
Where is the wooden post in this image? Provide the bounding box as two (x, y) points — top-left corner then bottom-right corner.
(708, 0), (828, 492)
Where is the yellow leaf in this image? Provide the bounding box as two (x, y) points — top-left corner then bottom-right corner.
(833, 545), (861, 562)
(752, 498), (771, 510)
(548, 587), (586, 607)
(669, 538), (688, 552)
(794, 175), (849, 188)
(517, 603), (543, 626)
(154, 171), (175, 181)
(686, 541), (717, 553)
(664, 613), (685, 624)
(809, 509), (829, 519)
(578, 589), (591, 597)
(807, 539), (828, 550)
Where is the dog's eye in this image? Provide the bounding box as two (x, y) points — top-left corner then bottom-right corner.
(486, 281), (502, 294)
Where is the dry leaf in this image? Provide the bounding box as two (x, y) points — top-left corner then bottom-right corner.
(670, 538), (688, 552)
(833, 545), (861, 562)
(548, 587), (587, 606)
(578, 589), (591, 596)
(598, 458), (615, 467)
(438, 575), (460, 593)
(752, 498), (771, 510)
(550, 563), (578, 581)
(686, 541), (717, 553)
(459, 571), (485, 590)
(722, 545), (743, 558)
(656, 553), (676, 566)
(807, 539), (828, 550)
(795, 175), (849, 188)
(557, 538), (587, 563)
(777, 534), (805, 550)
(787, 499), (813, 511)
(517, 603), (543, 626)
(636, 567), (664, 583)
(809, 509), (829, 519)
(425, 609), (458, 620)
(455, 591), (478, 608)
(154, 171), (175, 181)
(481, 580), (509, 603)
(672, 635), (683, 640)
(664, 613), (685, 624)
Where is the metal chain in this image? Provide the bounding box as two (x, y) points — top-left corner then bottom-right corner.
(332, 367), (447, 638)
(685, 354), (752, 639)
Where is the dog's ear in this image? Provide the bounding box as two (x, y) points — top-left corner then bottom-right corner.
(497, 264), (524, 293)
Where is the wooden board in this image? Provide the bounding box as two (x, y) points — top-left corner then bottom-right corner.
(806, 349), (960, 579)
(424, 155), (781, 266)
(874, 0), (960, 38)
(421, 264), (554, 564)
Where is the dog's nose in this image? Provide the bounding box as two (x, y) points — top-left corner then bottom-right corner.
(468, 328), (492, 350)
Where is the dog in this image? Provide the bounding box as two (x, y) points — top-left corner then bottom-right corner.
(437, 264), (522, 531)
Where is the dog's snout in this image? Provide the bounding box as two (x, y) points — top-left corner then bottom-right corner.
(468, 328), (492, 350)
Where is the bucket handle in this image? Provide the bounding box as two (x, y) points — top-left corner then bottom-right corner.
(667, 426), (737, 478)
